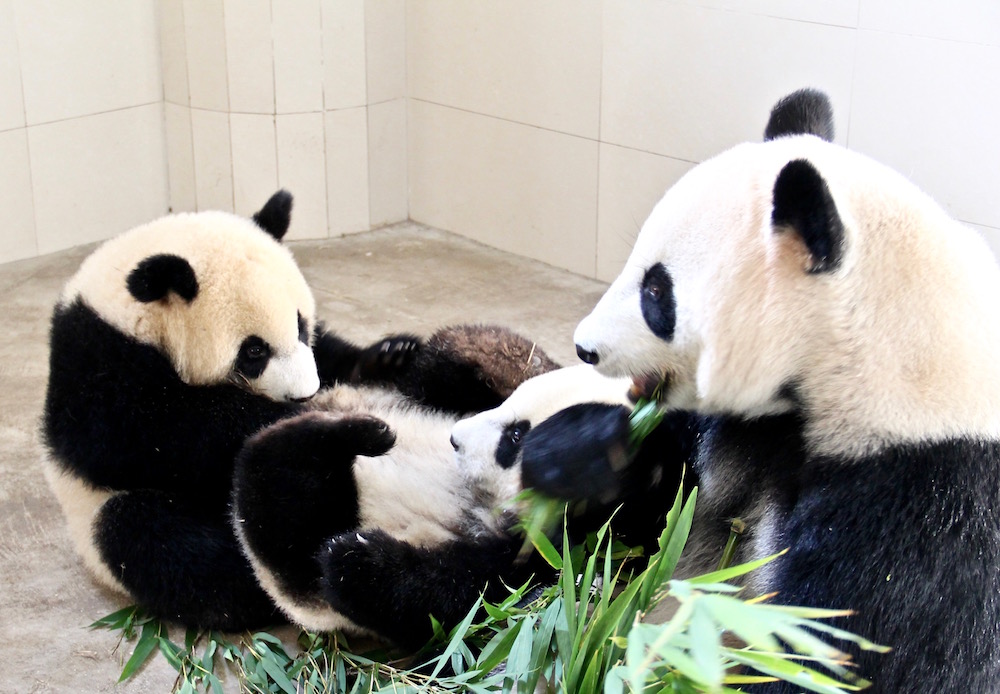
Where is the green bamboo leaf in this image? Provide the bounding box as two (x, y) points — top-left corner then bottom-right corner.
(505, 613), (538, 684)
(119, 620), (160, 682)
(686, 549), (786, 586)
(643, 488), (697, 608)
(698, 593), (782, 652)
(89, 604), (141, 630)
(782, 616), (891, 654)
(476, 621), (523, 674)
(256, 644), (296, 694)
(527, 523), (563, 569)
(579, 648), (605, 694)
(157, 636), (184, 672)
(688, 603), (723, 691)
(728, 650), (866, 693)
(428, 597), (482, 680)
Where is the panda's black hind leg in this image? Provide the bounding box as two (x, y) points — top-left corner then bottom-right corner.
(318, 529), (539, 650)
(94, 490), (281, 630)
(232, 412), (395, 605)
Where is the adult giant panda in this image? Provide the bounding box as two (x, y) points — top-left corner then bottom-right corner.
(232, 364), (691, 648)
(41, 192), (555, 631)
(526, 89), (1000, 691)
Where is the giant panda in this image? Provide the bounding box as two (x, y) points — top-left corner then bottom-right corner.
(524, 89), (1000, 691)
(41, 192), (555, 631)
(231, 363), (690, 648)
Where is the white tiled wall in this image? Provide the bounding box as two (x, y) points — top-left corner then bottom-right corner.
(160, 0), (409, 240)
(0, 0), (167, 264)
(1, 0), (998, 274)
(407, 0), (1000, 279)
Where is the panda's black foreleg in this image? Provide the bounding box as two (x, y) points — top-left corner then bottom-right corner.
(312, 323), (422, 387)
(392, 325), (561, 415)
(94, 490), (282, 630)
(520, 403), (697, 552)
(232, 412), (396, 606)
(318, 529), (541, 650)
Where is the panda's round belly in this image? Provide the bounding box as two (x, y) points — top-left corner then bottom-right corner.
(351, 403), (492, 544)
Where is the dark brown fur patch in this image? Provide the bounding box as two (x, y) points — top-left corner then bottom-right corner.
(427, 324), (559, 397)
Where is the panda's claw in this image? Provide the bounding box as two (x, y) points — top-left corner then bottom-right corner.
(355, 335), (423, 382)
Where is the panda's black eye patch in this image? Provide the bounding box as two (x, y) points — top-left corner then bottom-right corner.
(496, 420), (531, 469)
(640, 263), (676, 341)
(236, 336), (272, 379)
(297, 312), (309, 344)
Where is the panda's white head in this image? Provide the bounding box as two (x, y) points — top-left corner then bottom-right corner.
(450, 364), (631, 501)
(574, 89), (1000, 453)
(62, 191), (321, 402)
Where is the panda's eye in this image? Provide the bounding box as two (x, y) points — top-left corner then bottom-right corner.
(496, 420), (532, 469)
(297, 312), (310, 344)
(236, 336), (272, 379)
(640, 263), (676, 341)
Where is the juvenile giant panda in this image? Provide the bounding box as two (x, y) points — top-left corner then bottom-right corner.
(41, 193), (554, 631)
(526, 89), (1000, 691)
(231, 364), (689, 648)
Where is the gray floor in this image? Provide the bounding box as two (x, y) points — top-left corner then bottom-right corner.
(0, 222), (608, 692)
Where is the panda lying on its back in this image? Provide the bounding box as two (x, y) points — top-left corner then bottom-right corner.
(41, 192), (556, 631)
(233, 364), (690, 648)
(528, 89), (1000, 691)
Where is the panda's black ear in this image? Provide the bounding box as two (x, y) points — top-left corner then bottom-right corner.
(127, 254), (199, 303)
(764, 88), (835, 142)
(772, 159), (844, 274)
(252, 189), (293, 240)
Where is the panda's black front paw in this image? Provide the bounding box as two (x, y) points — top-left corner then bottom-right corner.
(521, 403), (631, 503)
(244, 412), (396, 471)
(353, 335), (422, 383)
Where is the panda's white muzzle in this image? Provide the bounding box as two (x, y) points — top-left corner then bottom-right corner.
(256, 341), (321, 402)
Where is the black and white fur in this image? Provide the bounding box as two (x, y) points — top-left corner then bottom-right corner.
(40, 192), (536, 631)
(231, 364), (663, 648)
(536, 89), (1000, 692)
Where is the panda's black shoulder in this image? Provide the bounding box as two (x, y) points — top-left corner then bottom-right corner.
(44, 299), (297, 496)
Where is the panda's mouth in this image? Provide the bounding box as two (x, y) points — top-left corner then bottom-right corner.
(628, 373), (669, 404)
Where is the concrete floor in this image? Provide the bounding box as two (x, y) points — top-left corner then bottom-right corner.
(0, 222), (608, 692)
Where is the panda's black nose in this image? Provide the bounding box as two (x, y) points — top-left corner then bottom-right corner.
(576, 344), (600, 365)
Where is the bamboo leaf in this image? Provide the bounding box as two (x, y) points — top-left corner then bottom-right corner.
(118, 620), (160, 682)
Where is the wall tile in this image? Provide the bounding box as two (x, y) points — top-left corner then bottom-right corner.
(597, 144), (694, 282)
(407, 0), (602, 139)
(29, 105), (168, 254)
(15, 0), (161, 124)
(190, 108), (234, 211)
(368, 98), (407, 227)
(0, 0), (25, 131)
(365, 0), (405, 104)
(325, 107), (370, 235)
(183, 0), (229, 111)
(164, 103), (196, 213)
(322, 0), (366, 109)
(277, 112), (328, 239)
(860, 0), (999, 47)
(674, 0), (859, 27)
(230, 113), (278, 217)
(273, 0), (324, 114)
(851, 32), (1000, 228)
(225, 0), (275, 114)
(601, 1), (855, 162)
(157, 0), (189, 106)
(409, 100), (599, 277)
(0, 129), (36, 262)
